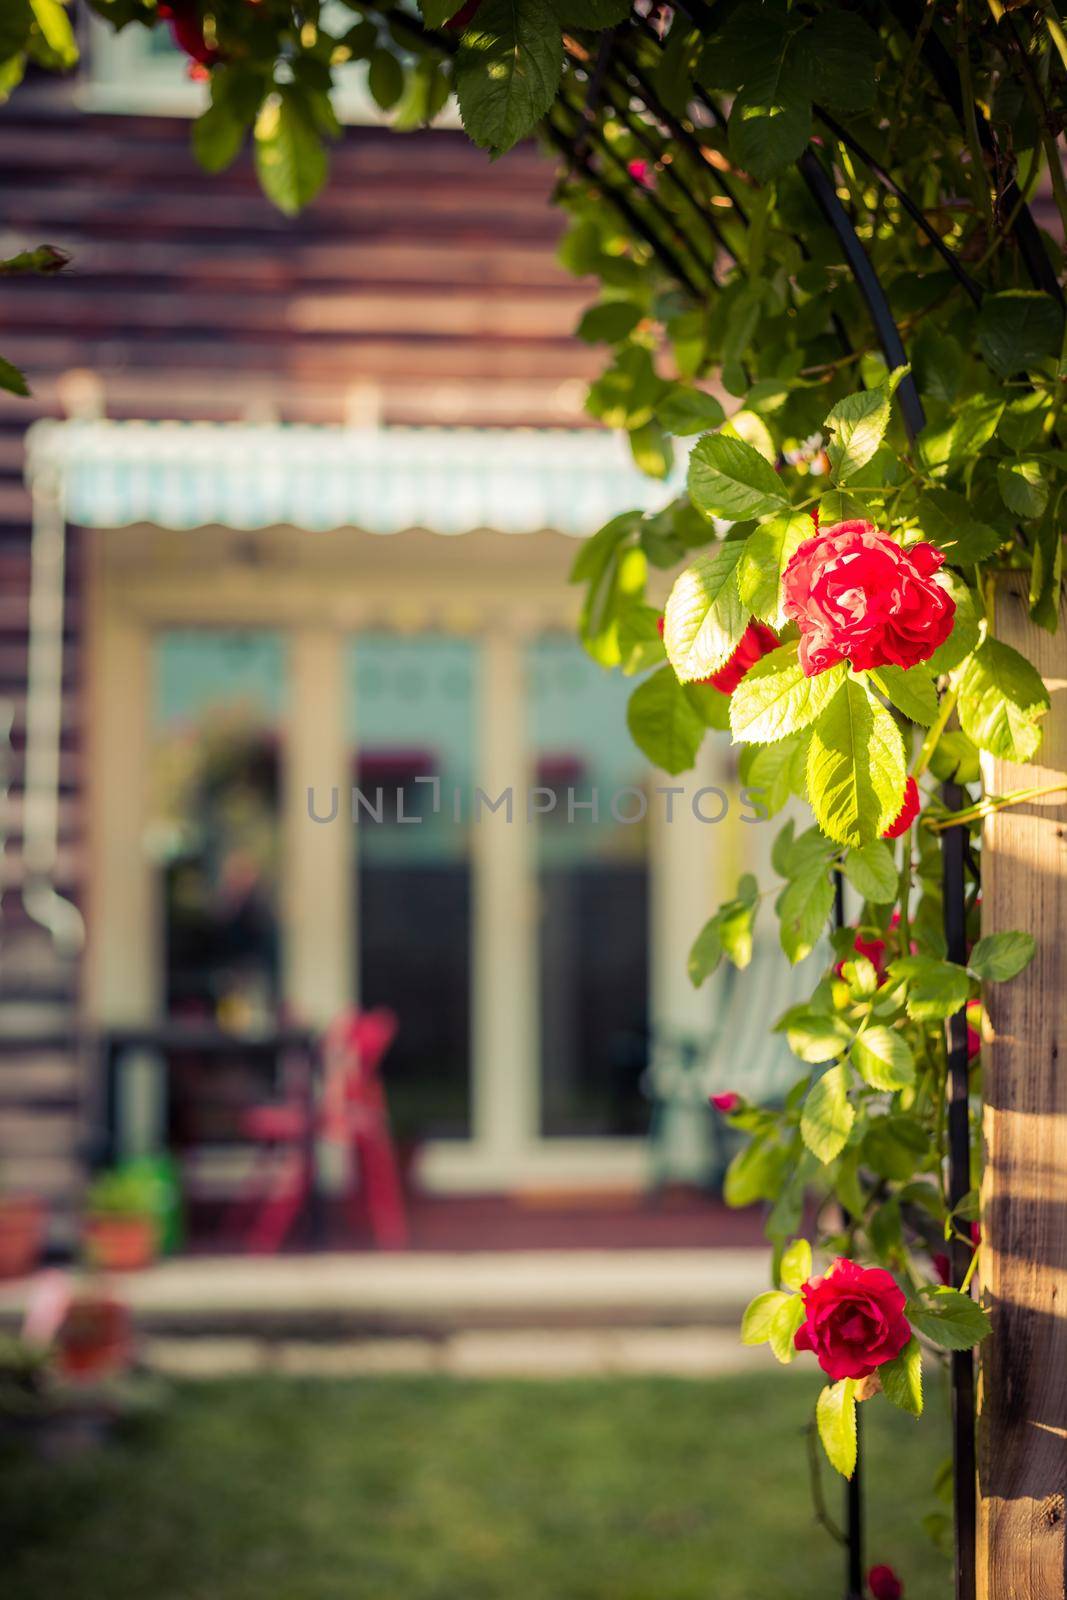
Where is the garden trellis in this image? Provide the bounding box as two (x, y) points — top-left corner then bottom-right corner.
(5, 2), (1067, 1596)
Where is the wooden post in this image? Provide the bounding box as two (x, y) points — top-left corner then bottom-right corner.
(978, 576), (1067, 1599)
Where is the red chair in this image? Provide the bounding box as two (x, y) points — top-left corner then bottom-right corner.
(228, 1007), (408, 1253)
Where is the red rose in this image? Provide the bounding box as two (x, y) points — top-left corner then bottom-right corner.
(158, 2), (222, 69)
(966, 998), (982, 1062)
(794, 1257), (911, 1380)
(882, 776), (920, 839)
(868, 1564), (903, 1600)
(626, 158), (656, 190)
(710, 1091), (741, 1113)
(706, 620), (779, 694)
(781, 522), (955, 677)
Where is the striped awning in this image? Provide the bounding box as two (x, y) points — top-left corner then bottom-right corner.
(25, 419), (687, 537)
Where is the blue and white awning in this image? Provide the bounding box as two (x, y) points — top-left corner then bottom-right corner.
(25, 419), (687, 537)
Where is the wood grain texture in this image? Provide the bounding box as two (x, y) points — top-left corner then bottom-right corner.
(978, 576), (1067, 1600)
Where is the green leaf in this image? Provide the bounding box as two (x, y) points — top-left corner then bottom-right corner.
(576, 300), (644, 344)
(777, 870), (835, 964)
(870, 664), (938, 727)
(779, 1237), (812, 1291)
(656, 385), (726, 437)
(368, 49), (405, 110)
(730, 645), (845, 745)
(768, 1292), (806, 1362)
(28, 0), (77, 68)
(729, 86), (811, 183)
(0, 1), (31, 61)
(663, 543), (747, 683)
(997, 458), (1048, 520)
(738, 512), (813, 626)
(723, 1137), (787, 1207)
(549, 0), (632, 23)
(852, 1027), (916, 1091)
(968, 931), (1036, 982)
(0, 355), (30, 397)
(779, 1005), (849, 1064)
(800, 10), (878, 114)
(455, 0), (563, 158)
(824, 375), (905, 484)
(925, 572), (979, 675)
(741, 1289), (789, 1345)
(254, 90), (328, 215)
(801, 1064), (854, 1163)
(625, 666), (705, 775)
(909, 1289), (991, 1351)
(420, 0), (461, 27)
(192, 103), (246, 174)
(688, 918), (724, 985)
(888, 956), (971, 1021)
(841, 840), (898, 905)
(916, 488), (1005, 566)
(687, 433), (789, 522)
(957, 638), (1049, 762)
(881, 1337), (923, 1416)
(977, 290), (1064, 378)
(806, 679), (907, 848)
(862, 1114), (928, 1181)
(817, 1379), (857, 1477)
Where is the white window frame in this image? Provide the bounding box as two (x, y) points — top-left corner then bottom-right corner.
(87, 521), (728, 1193)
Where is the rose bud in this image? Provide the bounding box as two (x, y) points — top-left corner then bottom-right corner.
(868, 1564), (904, 1600)
(709, 1092), (741, 1113)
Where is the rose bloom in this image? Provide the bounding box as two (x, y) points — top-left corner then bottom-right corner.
(706, 620), (778, 693)
(882, 776), (920, 839)
(794, 1257), (911, 1381)
(782, 521), (955, 677)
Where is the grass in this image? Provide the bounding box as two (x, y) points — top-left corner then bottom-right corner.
(2, 1370), (951, 1600)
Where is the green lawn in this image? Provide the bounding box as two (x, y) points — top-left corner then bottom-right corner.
(2, 1371), (950, 1600)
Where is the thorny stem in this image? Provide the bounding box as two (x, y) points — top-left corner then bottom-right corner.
(923, 780), (1067, 831)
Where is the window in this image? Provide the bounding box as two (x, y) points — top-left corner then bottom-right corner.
(526, 635), (650, 1138)
(348, 633), (476, 1140)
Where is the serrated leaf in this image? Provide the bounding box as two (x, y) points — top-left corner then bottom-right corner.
(977, 290), (1064, 378)
(656, 385), (726, 437)
(997, 458), (1048, 520)
(870, 664), (938, 727)
(825, 380), (898, 484)
(741, 1289), (789, 1345)
(723, 1137), (787, 1207)
(687, 433), (789, 522)
(729, 86), (811, 183)
(801, 1063), (854, 1163)
(852, 1026), (915, 1090)
(909, 1288), (991, 1350)
(548, 0), (631, 24)
(193, 103), (245, 174)
(968, 931), (1036, 982)
(777, 869), (835, 965)
(29, 0), (77, 68)
(663, 543), (747, 683)
(254, 90), (328, 215)
(888, 956), (971, 1021)
(0, 355), (30, 397)
(730, 645), (845, 744)
(779, 1237), (812, 1291)
(957, 637), (1049, 762)
(881, 1337), (923, 1416)
(577, 300), (644, 344)
(817, 1378), (857, 1477)
(626, 665), (705, 775)
(780, 1006), (849, 1064)
(738, 512), (813, 626)
(455, 0), (563, 158)
(807, 679), (907, 848)
(841, 840), (898, 904)
(768, 1291), (807, 1362)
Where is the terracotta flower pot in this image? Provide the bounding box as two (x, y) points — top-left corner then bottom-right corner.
(82, 1214), (158, 1273)
(56, 1293), (134, 1382)
(0, 1195), (46, 1279)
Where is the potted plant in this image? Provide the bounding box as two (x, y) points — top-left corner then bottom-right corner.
(82, 1169), (160, 1272)
(0, 1193), (47, 1280)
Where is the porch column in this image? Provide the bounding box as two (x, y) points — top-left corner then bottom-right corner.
(470, 624), (538, 1163)
(283, 625), (352, 1025)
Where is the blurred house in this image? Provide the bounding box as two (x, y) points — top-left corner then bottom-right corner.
(0, 22), (796, 1247)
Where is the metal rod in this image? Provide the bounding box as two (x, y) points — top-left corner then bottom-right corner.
(832, 868), (863, 1598)
(942, 779), (978, 1600)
